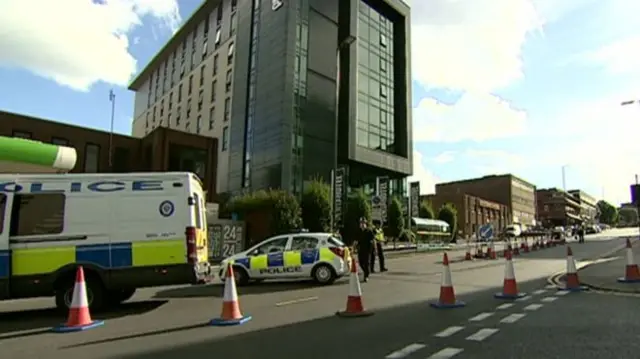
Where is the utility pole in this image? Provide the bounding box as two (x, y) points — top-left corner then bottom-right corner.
(108, 89), (116, 171)
(561, 165), (568, 191)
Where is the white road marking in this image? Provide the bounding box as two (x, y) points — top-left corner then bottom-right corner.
(500, 313), (526, 323)
(469, 312), (494, 321)
(496, 303), (514, 310)
(545, 284), (557, 289)
(385, 343), (427, 358)
(435, 326), (465, 338)
(555, 290), (570, 296)
(516, 295), (531, 302)
(466, 328), (499, 341)
(524, 304), (543, 311)
(427, 347), (464, 359)
(274, 296), (318, 306)
(533, 289), (547, 295)
(541, 296), (558, 303)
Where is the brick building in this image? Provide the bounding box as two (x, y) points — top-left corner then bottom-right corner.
(0, 110), (219, 201)
(435, 174), (537, 227)
(535, 188), (581, 227)
(423, 193), (510, 238)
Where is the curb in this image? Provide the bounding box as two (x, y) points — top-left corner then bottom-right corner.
(546, 239), (633, 293)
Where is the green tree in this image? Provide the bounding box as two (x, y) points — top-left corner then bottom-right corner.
(596, 200), (618, 225)
(342, 188), (371, 246)
(437, 203), (458, 240)
(387, 196), (405, 239)
(419, 200), (435, 219)
(301, 179), (331, 232)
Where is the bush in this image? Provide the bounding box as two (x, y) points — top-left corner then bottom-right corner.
(387, 196), (405, 239)
(227, 189), (302, 243)
(301, 179), (331, 232)
(419, 200), (435, 219)
(342, 188), (371, 246)
(437, 203), (458, 240)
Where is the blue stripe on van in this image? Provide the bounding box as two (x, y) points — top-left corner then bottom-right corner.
(267, 253), (284, 267)
(75, 243), (132, 268)
(0, 250), (9, 278)
(301, 249), (319, 265)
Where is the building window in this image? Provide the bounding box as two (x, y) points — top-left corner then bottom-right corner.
(12, 130), (31, 139)
(213, 54), (218, 75)
(113, 147), (130, 172)
(230, 12), (237, 36)
(215, 29), (222, 48)
(227, 42), (235, 65)
(231, 0), (237, 12)
(224, 97), (231, 121)
(211, 80), (217, 102)
(9, 193), (65, 236)
(51, 137), (69, 146)
(178, 84), (183, 101)
(200, 65), (205, 87)
(225, 69), (232, 92)
(209, 107), (215, 129)
(84, 143), (100, 172)
(198, 89), (204, 111)
(188, 75), (193, 95)
(197, 115), (202, 134)
(176, 106), (181, 125)
(202, 40), (208, 59)
(222, 126), (229, 151)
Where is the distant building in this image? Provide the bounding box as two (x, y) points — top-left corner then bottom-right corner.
(631, 184), (639, 205)
(0, 110), (219, 201)
(435, 174), (537, 227)
(423, 193), (510, 239)
(535, 188), (582, 227)
(567, 189), (597, 224)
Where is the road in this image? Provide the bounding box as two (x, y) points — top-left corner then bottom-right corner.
(0, 228), (635, 358)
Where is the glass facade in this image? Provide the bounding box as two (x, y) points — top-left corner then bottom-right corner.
(242, 0), (262, 188)
(291, 0), (309, 196)
(357, 1), (395, 154)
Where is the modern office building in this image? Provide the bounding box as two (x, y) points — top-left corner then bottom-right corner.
(568, 189), (597, 224)
(0, 110), (219, 201)
(535, 188), (582, 227)
(128, 0), (413, 197)
(435, 174), (537, 227)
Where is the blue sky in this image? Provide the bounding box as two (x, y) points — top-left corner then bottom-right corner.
(0, 0), (639, 205)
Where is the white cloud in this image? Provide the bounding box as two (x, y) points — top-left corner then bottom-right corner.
(0, 0), (181, 91)
(408, 150), (440, 194)
(573, 36), (640, 76)
(430, 151), (457, 164)
(464, 149), (526, 175)
(413, 93), (528, 143)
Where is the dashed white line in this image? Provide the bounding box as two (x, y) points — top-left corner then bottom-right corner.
(385, 343), (426, 358)
(533, 289), (547, 295)
(524, 303), (543, 311)
(555, 290), (570, 296)
(500, 313), (526, 323)
(546, 284), (557, 289)
(427, 347), (464, 358)
(496, 303), (514, 310)
(469, 312), (494, 322)
(435, 326), (465, 338)
(541, 296), (558, 303)
(516, 295), (531, 302)
(466, 328), (499, 341)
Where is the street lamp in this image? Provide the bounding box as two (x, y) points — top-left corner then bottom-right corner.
(330, 35), (356, 231)
(561, 164), (568, 192)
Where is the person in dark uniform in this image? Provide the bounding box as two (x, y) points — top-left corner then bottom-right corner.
(370, 220), (388, 273)
(355, 217), (375, 282)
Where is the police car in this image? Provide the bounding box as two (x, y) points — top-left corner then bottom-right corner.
(219, 232), (350, 286)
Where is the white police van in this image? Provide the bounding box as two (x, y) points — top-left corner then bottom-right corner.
(219, 232), (350, 285)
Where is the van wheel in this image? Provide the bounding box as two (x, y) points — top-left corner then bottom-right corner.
(233, 266), (250, 286)
(55, 272), (106, 313)
(107, 289), (137, 306)
(312, 264), (336, 285)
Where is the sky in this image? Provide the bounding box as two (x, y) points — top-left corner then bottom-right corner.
(0, 0), (639, 205)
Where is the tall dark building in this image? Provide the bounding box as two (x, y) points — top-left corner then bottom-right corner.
(129, 0), (413, 197)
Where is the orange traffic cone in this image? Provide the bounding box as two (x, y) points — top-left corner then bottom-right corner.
(210, 262), (252, 326)
(562, 246), (587, 292)
(337, 256), (373, 317)
(52, 266), (104, 333)
(431, 253), (465, 308)
(618, 238), (640, 283)
(495, 250), (526, 299)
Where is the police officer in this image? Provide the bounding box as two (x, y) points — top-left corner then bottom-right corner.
(370, 220), (388, 273)
(355, 217), (375, 282)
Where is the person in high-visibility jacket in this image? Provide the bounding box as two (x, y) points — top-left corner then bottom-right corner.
(370, 220), (388, 273)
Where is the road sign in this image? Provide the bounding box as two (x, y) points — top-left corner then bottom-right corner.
(478, 223), (494, 240)
(371, 195), (382, 221)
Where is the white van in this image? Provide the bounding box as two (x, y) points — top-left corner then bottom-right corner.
(0, 172), (210, 310)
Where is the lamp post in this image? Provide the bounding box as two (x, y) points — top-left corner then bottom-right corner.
(330, 35), (356, 231)
(561, 164), (568, 192)
(108, 89), (116, 171)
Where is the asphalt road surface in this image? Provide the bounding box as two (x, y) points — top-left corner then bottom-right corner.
(0, 228), (634, 359)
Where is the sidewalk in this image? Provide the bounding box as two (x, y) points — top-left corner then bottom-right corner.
(578, 242), (640, 293)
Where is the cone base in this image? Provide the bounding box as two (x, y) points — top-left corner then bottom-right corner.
(209, 315), (252, 326)
(430, 300), (465, 309)
(494, 292), (527, 300)
(52, 320), (104, 333)
(335, 310), (374, 318)
(559, 286), (588, 292)
(617, 277), (640, 283)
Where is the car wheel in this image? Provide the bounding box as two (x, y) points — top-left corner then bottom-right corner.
(233, 266), (250, 286)
(55, 272), (106, 313)
(313, 264), (336, 285)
